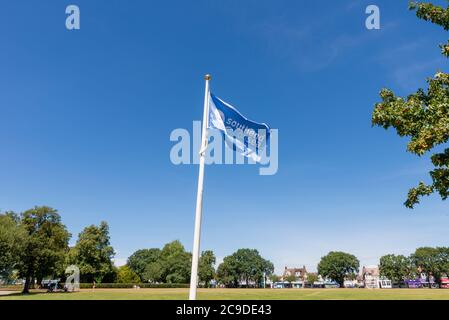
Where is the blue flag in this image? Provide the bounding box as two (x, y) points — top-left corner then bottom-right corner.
(208, 93), (270, 162)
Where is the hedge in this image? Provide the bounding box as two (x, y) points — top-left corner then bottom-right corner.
(79, 283), (190, 289)
(0, 285), (22, 290)
(1, 283), (190, 290)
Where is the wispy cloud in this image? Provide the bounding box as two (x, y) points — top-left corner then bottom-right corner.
(392, 58), (444, 90)
(253, 16), (398, 72)
(373, 161), (433, 183)
(373, 38), (447, 91)
(373, 40), (426, 63)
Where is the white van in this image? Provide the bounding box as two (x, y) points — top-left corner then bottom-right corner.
(378, 279), (392, 289)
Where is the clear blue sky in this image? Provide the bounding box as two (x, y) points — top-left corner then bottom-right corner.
(1, 0), (448, 273)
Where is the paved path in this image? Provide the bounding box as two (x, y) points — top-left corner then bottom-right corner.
(0, 291), (17, 296)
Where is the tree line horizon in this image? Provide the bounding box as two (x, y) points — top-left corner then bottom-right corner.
(1, 206), (449, 293)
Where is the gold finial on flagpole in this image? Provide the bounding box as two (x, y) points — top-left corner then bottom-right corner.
(204, 74), (211, 80)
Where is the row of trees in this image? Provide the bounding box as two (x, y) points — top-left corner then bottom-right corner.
(216, 249), (273, 287)
(0, 206), (275, 291)
(4, 207), (447, 291)
(0, 206), (115, 293)
(126, 246), (274, 288)
(380, 247), (449, 284)
(295, 249), (449, 288)
(127, 241), (195, 284)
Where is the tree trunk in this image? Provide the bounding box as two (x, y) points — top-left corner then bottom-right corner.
(22, 277), (31, 294)
(37, 277), (43, 289)
(433, 274), (441, 288)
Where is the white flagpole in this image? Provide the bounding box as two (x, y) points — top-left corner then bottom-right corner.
(189, 74), (211, 300)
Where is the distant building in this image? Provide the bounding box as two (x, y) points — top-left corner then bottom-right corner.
(343, 279), (358, 288)
(271, 266), (308, 289)
(362, 265), (380, 289)
(361, 265), (392, 289)
(282, 266), (307, 282)
(356, 274), (365, 287)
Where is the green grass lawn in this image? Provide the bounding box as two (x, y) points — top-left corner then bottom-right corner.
(1, 288), (449, 300)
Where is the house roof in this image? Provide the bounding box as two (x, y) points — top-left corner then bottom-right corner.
(362, 265), (380, 277)
(283, 266), (307, 278)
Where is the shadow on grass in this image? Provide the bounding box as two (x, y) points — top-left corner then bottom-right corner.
(0, 290), (64, 299)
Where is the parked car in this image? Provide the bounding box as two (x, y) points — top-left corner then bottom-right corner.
(343, 280), (357, 288)
(378, 279), (392, 289)
(41, 279), (63, 292)
(392, 281), (408, 288)
(324, 281), (340, 288)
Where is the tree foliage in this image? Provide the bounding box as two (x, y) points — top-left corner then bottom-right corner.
(269, 274), (280, 284)
(159, 240), (191, 283)
(116, 265), (140, 284)
(306, 273), (319, 285)
(130, 241), (193, 284)
(0, 212), (27, 282)
(284, 274), (296, 284)
(317, 251), (359, 287)
(411, 247), (449, 283)
(143, 261), (163, 283)
(127, 248), (161, 282)
(372, 1), (449, 208)
(67, 221), (115, 283)
(379, 254), (415, 283)
(217, 249), (274, 288)
(16, 206), (70, 293)
(379, 248), (449, 284)
(198, 250), (216, 287)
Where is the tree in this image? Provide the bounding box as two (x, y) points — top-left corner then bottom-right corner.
(116, 265), (140, 284)
(269, 274), (280, 285)
(0, 212), (26, 283)
(127, 248), (161, 282)
(411, 247), (449, 284)
(217, 257), (239, 288)
(284, 274), (296, 285)
(126, 241), (196, 284)
(143, 261), (163, 283)
(372, 1), (449, 208)
(198, 250), (216, 288)
(438, 247), (449, 275)
(253, 253), (274, 287)
(102, 265), (118, 283)
(68, 221), (115, 283)
(159, 240), (191, 283)
(379, 254), (415, 283)
(306, 273), (319, 287)
(216, 249), (274, 288)
(317, 251), (359, 288)
(16, 206), (70, 293)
